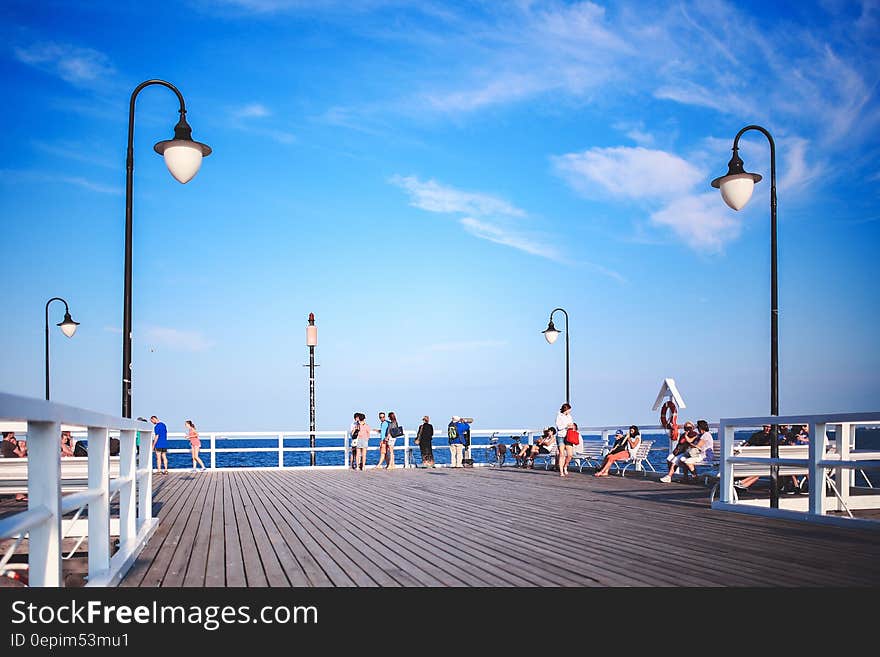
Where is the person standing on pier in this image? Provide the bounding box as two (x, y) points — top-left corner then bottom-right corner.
(416, 415), (435, 467)
(349, 412), (360, 470)
(385, 411), (401, 469)
(150, 415), (169, 475)
(355, 414), (370, 471)
(448, 416), (465, 467)
(555, 403), (574, 471)
(375, 411), (391, 469)
(185, 420), (206, 472)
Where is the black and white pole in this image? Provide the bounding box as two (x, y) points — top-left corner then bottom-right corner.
(306, 313), (318, 467)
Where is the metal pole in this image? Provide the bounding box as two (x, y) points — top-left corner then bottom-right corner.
(44, 297), (69, 401)
(550, 307), (571, 405)
(309, 343), (316, 467)
(122, 80), (187, 419)
(733, 124), (779, 508)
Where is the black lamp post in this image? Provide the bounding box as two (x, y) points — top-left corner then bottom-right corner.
(542, 307), (570, 405)
(122, 79), (211, 418)
(305, 313), (318, 467)
(711, 124), (780, 507)
(45, 297), (79, 401)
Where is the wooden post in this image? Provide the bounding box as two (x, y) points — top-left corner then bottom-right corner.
(720, 422), (735, 505)
(27, 420), (62, 587)
(809, 422), (826, 516)
(138, 424), (154, 531)
(835, 423), (852, 512)
(118, 429), (137, 554)
(88, 426), (110, 581)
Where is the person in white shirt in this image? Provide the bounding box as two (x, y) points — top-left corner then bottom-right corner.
(554, 403), (574, 471)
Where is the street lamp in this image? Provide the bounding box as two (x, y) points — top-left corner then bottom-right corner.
(542, 307), (570, 405)
(711, 123), (780, 507)
(45, 297), (79, 401)
(122, 79), (211, 418)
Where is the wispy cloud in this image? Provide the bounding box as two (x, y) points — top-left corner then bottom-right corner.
(142, 326), (216, 352)
(32, 140), (116, 169)
(552, 146), (703, 201)
(13, 42), (115, 87)
(459, 217), (557, 259)
(232, 103), (272, 119)
(0, 169), (122, 195)
(390, 175), (525, 217)
(227, 103), (295, 144)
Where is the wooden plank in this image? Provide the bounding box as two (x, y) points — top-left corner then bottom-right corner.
(230, 470), (290, 586)
(203, 470), (227, 587)
(119, 473), (205, 587)
(227, 471), (268, 587)
(222, 471), (246, 587)
(181, 472), (217, 587)
(135, 471), (212, 587)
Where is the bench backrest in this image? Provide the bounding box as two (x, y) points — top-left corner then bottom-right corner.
(633, 440), (653, 460)
(0, 456), (121, 492)
(574, 440), (607, 457)
(730, 444), (811, 476)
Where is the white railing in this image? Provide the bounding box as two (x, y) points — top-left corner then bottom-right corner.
(715, 412), (880, 527)
(0, 392), (157, 587)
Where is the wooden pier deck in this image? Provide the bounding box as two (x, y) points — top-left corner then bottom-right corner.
(119, 467), (880, 587)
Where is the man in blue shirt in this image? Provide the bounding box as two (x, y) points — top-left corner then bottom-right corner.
(448, 416), (466, 468)
(456, 417), (472, 466)
(150, 415), (169, 475)
(375, 411), (391, 469)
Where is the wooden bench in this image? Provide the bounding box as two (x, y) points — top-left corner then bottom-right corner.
(0, 457), (121, 495)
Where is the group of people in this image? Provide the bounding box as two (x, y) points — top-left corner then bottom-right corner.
(734, 423), (810, 492)
(348, 411), (408, 471)
(659, 419), (714, 483)
(347, 413), (476, 470)
(148, 415), (205, 475)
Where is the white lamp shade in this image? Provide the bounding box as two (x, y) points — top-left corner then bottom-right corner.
(306, 325), (318, 346)
(718, 174), (756, 211)
(543, 329), (560, 344)
(161, 142), (205, 183)
(59, 320), (78, 338)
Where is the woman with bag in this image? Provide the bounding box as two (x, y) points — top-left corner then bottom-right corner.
(594, 426), (641, 477)
(383, 411), (403, 470)
(554, 403), (574, 472)
(354, 415), (370, 471)
(559, 422), (580, 477)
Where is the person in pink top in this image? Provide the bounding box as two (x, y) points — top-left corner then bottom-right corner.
(185, 420), (206, 472)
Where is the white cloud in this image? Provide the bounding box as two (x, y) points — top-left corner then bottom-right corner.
(0, 169), (122, 195)
(390, 175), (526, 217)
(552, 146), (703, 201)
(649, 192), (742, 253)
(13, 42), (114, 86)
(232, 103), (272, 119)
(142, 326), (216, 352)
(459, 217), (557, 260)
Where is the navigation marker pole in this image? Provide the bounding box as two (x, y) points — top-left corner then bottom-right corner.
(304, 313), (319, 467)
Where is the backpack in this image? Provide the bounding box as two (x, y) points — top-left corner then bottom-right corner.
(73, 441), (88, 457)
(448, 424), (458, 444)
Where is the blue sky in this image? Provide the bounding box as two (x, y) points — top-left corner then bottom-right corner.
(1, 0), (878, 431)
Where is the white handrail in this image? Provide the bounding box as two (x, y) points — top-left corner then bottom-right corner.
(0, 391), (158, 587)
(716, 412), (880, 526)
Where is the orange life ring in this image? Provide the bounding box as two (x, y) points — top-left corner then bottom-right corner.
(660, 401), (678, 440)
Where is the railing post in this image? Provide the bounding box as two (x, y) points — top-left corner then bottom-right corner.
(343, 431), (350, 469)
(404, 431), (410, 469)
(835, 423), (852, 512)
(118, 429), (137, 555)
(88, 426), (110, 582)
(278, 433), (284, 468)
(809, 422), (826, 516)
(602, 430), (610, 447)
(210, 433), (216, 469)
(720, 422), (735, 504)
(138, 423), (154, 531)
(27, 420), (62, 587)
